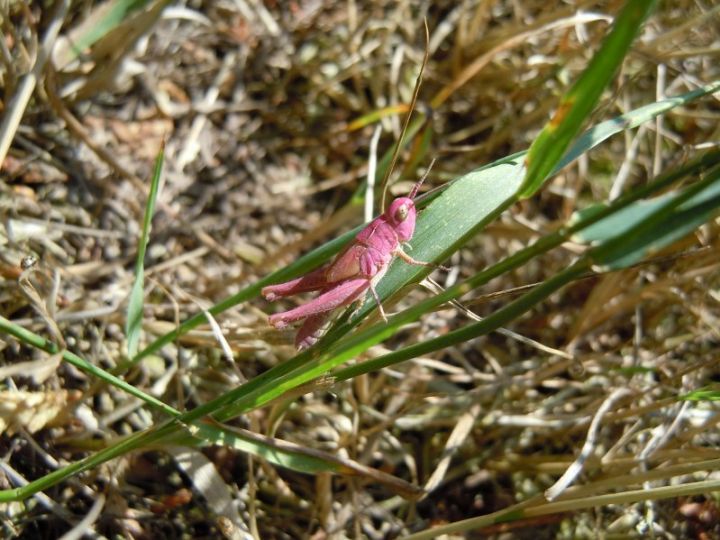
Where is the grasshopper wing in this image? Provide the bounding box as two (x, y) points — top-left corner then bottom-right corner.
(325, 244), (364, 282)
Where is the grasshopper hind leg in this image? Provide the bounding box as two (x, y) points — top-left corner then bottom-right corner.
(268, 277), (369, 328)
(296, 313), (331, 350)
(262, 266), (329, 301)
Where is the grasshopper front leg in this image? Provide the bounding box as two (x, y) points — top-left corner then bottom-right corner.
(395, 247), (446, 270)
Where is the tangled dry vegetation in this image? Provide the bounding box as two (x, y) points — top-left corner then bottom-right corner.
(1, 1), (719, 538)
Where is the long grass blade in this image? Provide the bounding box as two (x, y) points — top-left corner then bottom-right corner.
(126, 142), (164, 358)
(521, 0), (657, 197)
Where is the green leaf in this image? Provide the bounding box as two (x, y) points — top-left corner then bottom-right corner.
(521, 0), (657, 197)
(578, 166), (720, 269)
(372, 159), (525, 313)
(126, 143), (164, 358)
(0, 315), (179, 418)
(555, 81), (720, 173)
(188, 424), (423, 498)
(680, 387), (720, 402)
(192, 424), (338, 474)
(60, 0), (164, 64)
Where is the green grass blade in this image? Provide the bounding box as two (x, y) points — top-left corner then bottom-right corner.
(187, 424), (422, 498)
(555, 81), (720, 173)
(0, 356), (419, 502)
(680, 387), (720, 402)
(126, 143), (164, 358)
(346, 104), (409, 131)
(521, 0), (657, 197)
(190, 424), (343, 474)
(372, 159), (525, 311)
(584, 166), (720, 269)
(214, 260), (590, 422)
(0, 315), (180, 417)
(63, 0), (161, 62)
(0, 418), (181, 503)
(403, 478), (720, 540)
(0, 398), (423, 502)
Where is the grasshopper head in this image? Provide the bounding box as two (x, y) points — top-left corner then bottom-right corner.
(387, 197), (416, 242)
(385, 162), (433, 242)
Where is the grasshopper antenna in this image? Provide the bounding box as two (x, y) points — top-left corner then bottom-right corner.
(409, 158), (436, 199)
(380, 18), (430, 212)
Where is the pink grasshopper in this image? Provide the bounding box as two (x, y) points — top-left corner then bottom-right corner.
(264, 22), (435, 349)
(262, 171), (437, 349)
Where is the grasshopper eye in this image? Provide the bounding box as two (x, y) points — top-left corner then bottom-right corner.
(394, 204), (409, 222)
